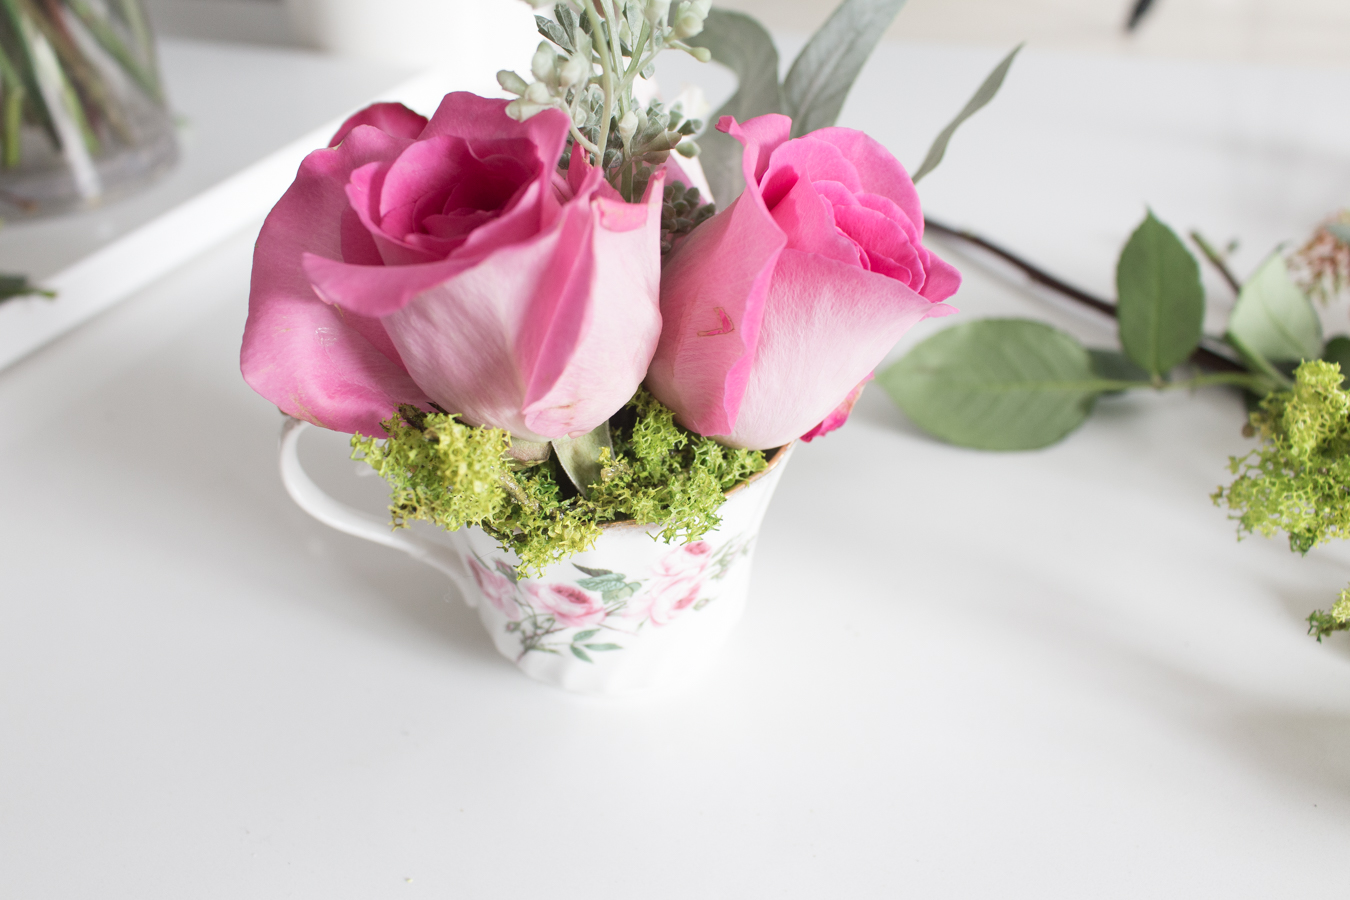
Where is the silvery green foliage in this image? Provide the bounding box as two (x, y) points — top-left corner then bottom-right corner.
(690, 0), (910, 207)
(501, 1), (708, 201)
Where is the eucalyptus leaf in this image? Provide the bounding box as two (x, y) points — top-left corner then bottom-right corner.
(535, 14), (574, 52)
(686, 9), (782, 208)
(551, 419), (613, 497)
(1115, 211), (1205, 377)
(1327, 223), (1350, 245)
(911, 43), (1022, 184)
(1228, 254), (1322, 363)
(781, 0), (908, 139)
(879, 319), (1139, 450)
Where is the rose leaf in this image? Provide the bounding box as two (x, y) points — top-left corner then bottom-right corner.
(1115, 211), (1206, 378)
(879, 318), (1144, 450)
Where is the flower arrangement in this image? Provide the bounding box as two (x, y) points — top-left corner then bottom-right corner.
(242, 0), (1014, 574)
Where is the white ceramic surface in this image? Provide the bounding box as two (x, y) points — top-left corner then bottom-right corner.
(284, 0), (537, 75)
(280, 417), (792, 694)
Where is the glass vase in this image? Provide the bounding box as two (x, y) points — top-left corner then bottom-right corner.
(0, 0), (176, 217)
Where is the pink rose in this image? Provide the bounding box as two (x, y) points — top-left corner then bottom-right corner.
(241, 93), (664, 441)
(645, 114), (960, 450)
(526, 583), (606, 628)
(631, 541), (713, 626)
(469, 557), (520, 621)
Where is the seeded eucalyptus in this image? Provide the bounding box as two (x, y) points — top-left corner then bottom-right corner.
(499, 1), (710, 202)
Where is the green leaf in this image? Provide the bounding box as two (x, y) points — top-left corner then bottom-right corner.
(1326, 223), (1350, 245)
(911, 43), (1022, 184)
(572, 564), (614, 578)
(1087, 348), (1151, 395)
(0, 273), (54, 303)
(583, 643), (622, 652)
(571, 629), (600, 642)
(781, 0), (908, 139)
(1321, 335), (1350, 384)
(570, 645), (593, 663)
(1115, 211), (1205, 377)
(1228, 254), (1322, 363)
(551, 419), (612, 497)
(600, 584), (637, 603)
(535, 14), (573, 52)
(686, 9), (783, 208)
(879, 319), (1141, 450)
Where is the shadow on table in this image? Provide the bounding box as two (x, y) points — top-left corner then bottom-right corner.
(29, 295), (503, 672)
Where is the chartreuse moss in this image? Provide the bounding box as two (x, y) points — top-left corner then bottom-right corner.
(1213, 360), (1350, 638)
(350, 390), (767, 576)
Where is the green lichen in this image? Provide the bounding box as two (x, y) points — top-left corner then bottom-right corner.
(1214, 359), (1350, 638)
(351, 390), (768, 576)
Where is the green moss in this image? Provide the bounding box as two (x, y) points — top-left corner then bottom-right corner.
(1214, 360), (1350, 639)
(1214, 359), (1350, 555)
(351, 390), (768, 576)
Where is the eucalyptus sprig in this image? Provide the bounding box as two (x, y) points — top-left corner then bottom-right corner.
(499, 0), (711, 201)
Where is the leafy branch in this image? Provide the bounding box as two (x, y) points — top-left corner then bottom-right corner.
(884, 211), (1337, 450)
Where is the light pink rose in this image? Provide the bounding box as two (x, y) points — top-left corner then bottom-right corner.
(526, 583), (607, 628)
(631, 541), (714, 626)
(469, 557), (520, 621)
(241, 92), (664, 441)
(645, 114), (961, 450)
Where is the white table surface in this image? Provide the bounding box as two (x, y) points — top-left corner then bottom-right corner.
(3, 39), (1350, 898)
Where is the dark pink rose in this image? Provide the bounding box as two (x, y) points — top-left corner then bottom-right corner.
(631, 541), (713, 626)
(526, 582), (606, 628)
(470, 558), (520, 621)
(241, 92), (664, 441)
(646, 114), (960, 450)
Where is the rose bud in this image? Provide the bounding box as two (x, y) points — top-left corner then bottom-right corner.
(241, 93), (664, 442)
(645, 114), (959, 450)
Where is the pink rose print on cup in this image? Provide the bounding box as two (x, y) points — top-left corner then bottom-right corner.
(469, 557), (520, 621)
(527, 583), (607, 628)
(632, 541), (714, 627)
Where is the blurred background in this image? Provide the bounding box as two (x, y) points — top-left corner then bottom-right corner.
(144, 0), (1350, 68)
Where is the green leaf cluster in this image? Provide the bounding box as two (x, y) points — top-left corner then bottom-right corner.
(881, 211), (1314, 450)
(351, 391), (767, 577)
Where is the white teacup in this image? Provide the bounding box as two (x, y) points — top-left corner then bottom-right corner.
(279, 418), (792, 694)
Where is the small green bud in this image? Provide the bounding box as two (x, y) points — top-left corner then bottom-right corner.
(497, 69), (529, 95)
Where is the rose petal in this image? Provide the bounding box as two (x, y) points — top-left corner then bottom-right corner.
(800, 375), (872, 442)
(647, 117), (790, 436)
(720, 249), (955, 449)
(242, 131), (430, 435)
(328, 102), (428, 147)
(803, 128), (924, 235)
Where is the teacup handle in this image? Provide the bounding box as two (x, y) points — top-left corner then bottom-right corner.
(278, 417), (475, 595)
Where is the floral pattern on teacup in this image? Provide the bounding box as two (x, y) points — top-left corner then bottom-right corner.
(627, 541), (713, 626)
(472, 533), (756, 663)
(469, 557), (521, 621)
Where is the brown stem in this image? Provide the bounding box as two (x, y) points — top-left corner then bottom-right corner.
(924, 216), (1245, 373)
